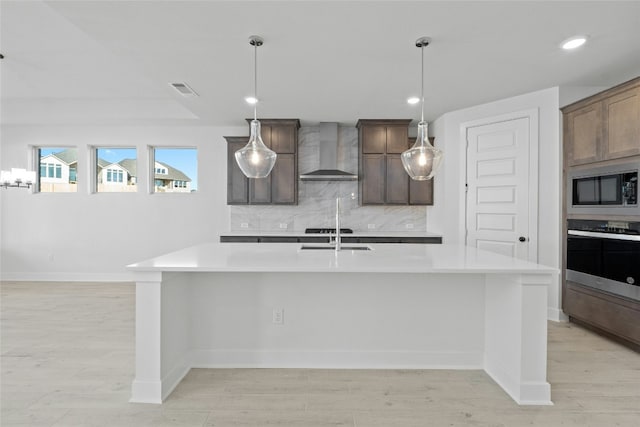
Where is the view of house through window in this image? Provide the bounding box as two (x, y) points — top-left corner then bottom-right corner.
(96, 148), (137, 192)
(152, 148), (197, 193)
(38, 148), (78, 193)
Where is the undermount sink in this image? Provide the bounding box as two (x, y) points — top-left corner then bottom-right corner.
(300, 244), (372, 251)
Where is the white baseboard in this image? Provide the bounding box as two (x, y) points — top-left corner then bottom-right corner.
(161, 356), (191, 401)
(189, 349), (483, 369)
(0, 272), (134, 282)
(547, 307), (569, 322)
(485, 363), (552, 406)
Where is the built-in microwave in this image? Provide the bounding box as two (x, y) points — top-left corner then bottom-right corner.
(568, 162), (639, 216)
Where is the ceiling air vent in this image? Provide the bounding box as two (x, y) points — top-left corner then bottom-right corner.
(170, 82), (198, 97)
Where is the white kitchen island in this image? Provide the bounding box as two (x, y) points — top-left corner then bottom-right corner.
(127, 242), (557, 406)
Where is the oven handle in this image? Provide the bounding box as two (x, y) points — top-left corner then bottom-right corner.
(568, 230), (640, 241)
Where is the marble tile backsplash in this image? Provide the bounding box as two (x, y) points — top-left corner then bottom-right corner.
(229, 125), (427, 232)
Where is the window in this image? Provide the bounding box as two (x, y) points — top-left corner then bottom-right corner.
(152, 148), (197, 193)
(37, 148), (77, 193)
(95, 148), (137, 193)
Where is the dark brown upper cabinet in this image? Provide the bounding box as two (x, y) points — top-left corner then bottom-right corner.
(225, 119), (300, 205)
(357, 119), (434, 206)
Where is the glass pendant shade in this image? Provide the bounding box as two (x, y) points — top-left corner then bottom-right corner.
(402, 36), (443, 181)
(235, 119), (277, 178)
(401, 121), (442, 180)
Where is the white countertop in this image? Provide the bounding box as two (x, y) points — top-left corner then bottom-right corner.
(128, 242), (557, 275)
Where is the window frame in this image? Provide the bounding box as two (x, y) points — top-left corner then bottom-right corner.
(149, 146), (197, 194)
(91, 146), (138, 194)
(31, 146), (79, 194)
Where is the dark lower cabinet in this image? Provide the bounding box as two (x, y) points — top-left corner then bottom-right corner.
(220, 235), (443, 244)
(225, 119), (300, 205)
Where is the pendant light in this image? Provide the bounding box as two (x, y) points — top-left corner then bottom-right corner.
(235, 35), (277, 178)
(401, 37), (443, 181)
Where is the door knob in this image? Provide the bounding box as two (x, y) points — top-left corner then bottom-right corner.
(518, 236), (527, 242)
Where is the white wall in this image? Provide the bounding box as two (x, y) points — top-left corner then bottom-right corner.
(0, 124), (244, 281)
(430, 87), (565, 321)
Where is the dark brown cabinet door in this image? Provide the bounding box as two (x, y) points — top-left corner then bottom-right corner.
(362, 126), (387, 153)
(249, 177), (271, 204)
(386, 155), (409, 204)
(408, 137), (434, 205)
(358, 119), (416, 206)
(409, 178), (433, 205)
(386, 126), (409, 153)
(228, 119), (300, 205)
(259, 124), (272, 149)
(226, 138), (249, 204)
(271, 154), (296, 204)
(271, 126), (296, 153)
(362, 154), (386, 204)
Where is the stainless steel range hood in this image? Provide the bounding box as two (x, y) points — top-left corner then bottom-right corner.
(299, 122), (358, 181)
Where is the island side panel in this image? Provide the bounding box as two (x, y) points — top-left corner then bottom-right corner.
(130, 271), (163, 404)
(130, 271), (192, 404)
(484, 273), (552, 405)
(160, 272), (192, 401)
(188, 272), (485, 369)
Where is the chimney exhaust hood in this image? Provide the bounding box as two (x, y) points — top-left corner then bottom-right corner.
(299, 122), (358, 181)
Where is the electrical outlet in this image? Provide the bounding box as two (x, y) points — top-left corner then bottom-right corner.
(240, 222), (249, 229)
(367, 224), (376, 229)
(279, 223), (288, 229)
(272, 308), (284, 325)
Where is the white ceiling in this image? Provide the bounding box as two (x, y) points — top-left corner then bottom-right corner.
(1, 0), (640, 126)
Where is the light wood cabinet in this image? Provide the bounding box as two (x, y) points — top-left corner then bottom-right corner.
(603, 86), (640, 160)
(357, 119), (434, 206)
(563, 77), (640, 166)
(561, 76), (640, 352)
(225, 119), (300, 205)
(565, 103), (602, 166)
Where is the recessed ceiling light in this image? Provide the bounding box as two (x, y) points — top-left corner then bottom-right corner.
(245, 96), (258, 105)
(407, 97), (420, 105)
(561, 36), (587, 50)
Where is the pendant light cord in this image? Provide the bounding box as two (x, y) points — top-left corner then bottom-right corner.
(253, 42), (258, 121)
(420, 43), (425, 123)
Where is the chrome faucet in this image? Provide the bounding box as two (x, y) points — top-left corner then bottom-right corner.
(335, 197), (341, 252)
(330, 193), (355, 251)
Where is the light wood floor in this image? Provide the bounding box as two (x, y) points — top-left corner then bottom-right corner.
(1, 281), (639, 427)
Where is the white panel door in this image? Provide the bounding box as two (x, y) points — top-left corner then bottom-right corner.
(466, 117), (530, 260)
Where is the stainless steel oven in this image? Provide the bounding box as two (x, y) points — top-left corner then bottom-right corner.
(568, 162), (638, 216)
(566, 219), (640, 301)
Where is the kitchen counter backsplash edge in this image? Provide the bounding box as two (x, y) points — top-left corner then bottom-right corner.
(220, 232), (443, 244)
